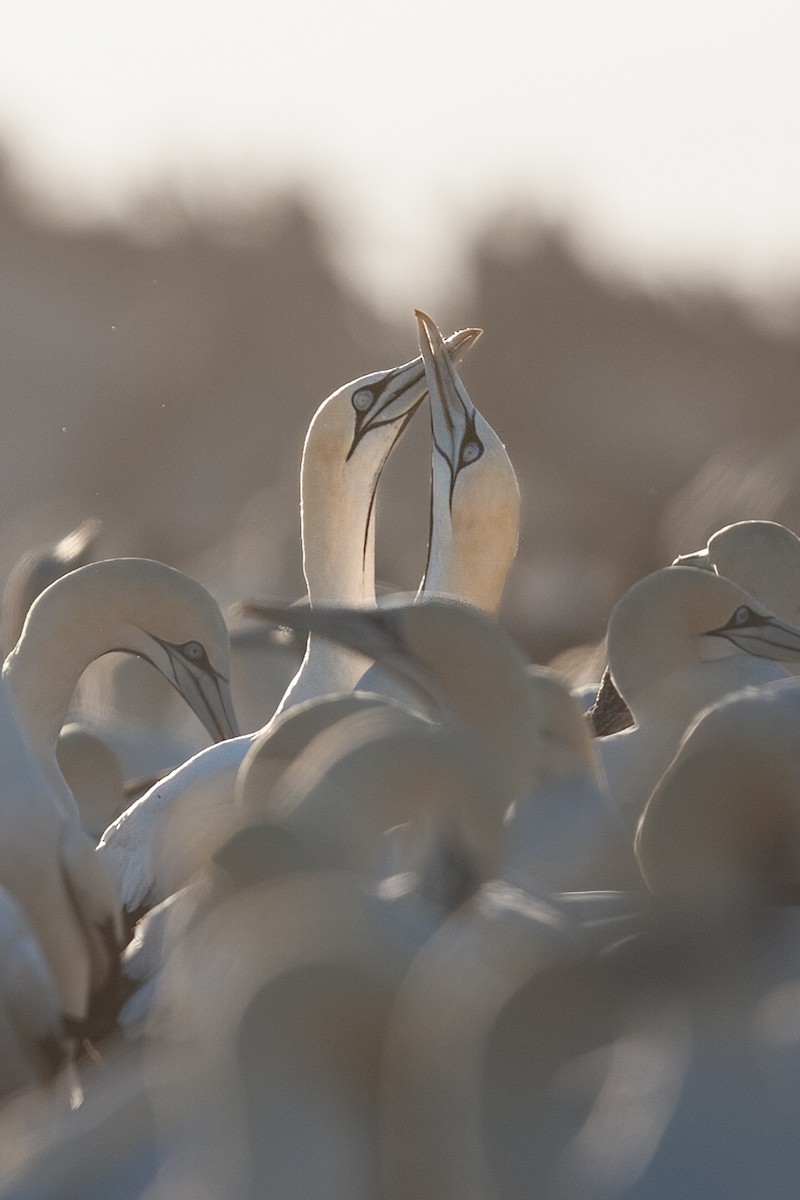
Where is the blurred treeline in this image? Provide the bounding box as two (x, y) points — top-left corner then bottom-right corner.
(2, 152), (800, 664)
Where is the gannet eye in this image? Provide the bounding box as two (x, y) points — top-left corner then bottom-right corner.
(352, 388), (373, 413)
(732, 606), (753, 626)
(461, 441), (483, 465)
(181, 640), (207, 662)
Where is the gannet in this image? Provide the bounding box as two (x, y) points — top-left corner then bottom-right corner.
(378, 882), (633, 1200)
(0, 557), (237, 1023)
(596, 566), (800, 832)
(417, 309), (519, 612)
(588, 519), (800, 737)
(352, 308), (520, 703)
(144, 692), (410, 907)
(98, 328), (480, 913)
(676, 519), (800, 624)
(5, 557), (238, 820)
(245, 597), (635, 893)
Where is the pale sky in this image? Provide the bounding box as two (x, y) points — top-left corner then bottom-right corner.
(1, 0), (798, 312)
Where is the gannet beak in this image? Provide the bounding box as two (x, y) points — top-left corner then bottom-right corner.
(416, 309), (482, 510)
(151, 637), (240, 741)
(238, 601), (441, 710)
(347, 325), (482, 458)
(705, 607), (800, 663)
(672, 549), (712, 568)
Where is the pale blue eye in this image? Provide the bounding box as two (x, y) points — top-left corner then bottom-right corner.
(352, 389), (372, 412)
(462, 442), (481, 464)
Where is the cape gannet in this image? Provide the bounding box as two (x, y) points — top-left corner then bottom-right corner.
(0, 557), (237, 1023)
(589, 519), (800, 737)
(145, 692), (411, 908)
(597, 566), (800, 832)
(416, 309), (519, 613)
(4, 557), (238, 820)
(353, 308), (520, 705)
(245, 597), (634, 893)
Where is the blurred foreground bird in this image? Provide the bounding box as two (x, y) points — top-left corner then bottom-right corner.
(243, 596), (635, 894)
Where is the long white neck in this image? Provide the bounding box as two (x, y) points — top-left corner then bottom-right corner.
(422, 419), (519, 615)
(277, 420), (387, 715)
(3, 589), (121, 816)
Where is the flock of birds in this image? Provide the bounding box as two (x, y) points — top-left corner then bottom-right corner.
(1, 310), (800, 1196)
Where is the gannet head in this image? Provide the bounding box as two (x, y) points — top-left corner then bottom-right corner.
(701, 520), (800, 622)
(11, 558), (239, 743)
(607, 566), (800, 707)
(415, 310), (520, 613)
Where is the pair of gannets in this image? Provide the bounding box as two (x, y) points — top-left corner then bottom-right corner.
(589, 563), (800, 831)
(590, 518), (800, 735)
(0, 557), (237, 1025)
(99, 313), (521, 913)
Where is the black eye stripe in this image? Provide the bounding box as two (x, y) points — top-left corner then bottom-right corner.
(347, 363), (427, 461)
(705, 606), (774, 637)
(725, 606), (770, 630)
(352, 363), (422, 418)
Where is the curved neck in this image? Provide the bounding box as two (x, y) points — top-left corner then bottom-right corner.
(4, 577), (130, 774)
(300, 424), (383, 607)
(423, 515), (509, 613)
(628, 654), (790, 728)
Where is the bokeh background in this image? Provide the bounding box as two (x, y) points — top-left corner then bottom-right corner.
(2, 0), (800, 669)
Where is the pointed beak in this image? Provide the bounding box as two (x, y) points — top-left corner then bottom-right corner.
(347, 325), (481, 456)
(166, 651), (240, 742)
(672, 548), (712, 569)
(708, 612), (800, 663)
(417, 310), (473, 436)
(238, 601), (441, 712)
(416, 309), (479, 508)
